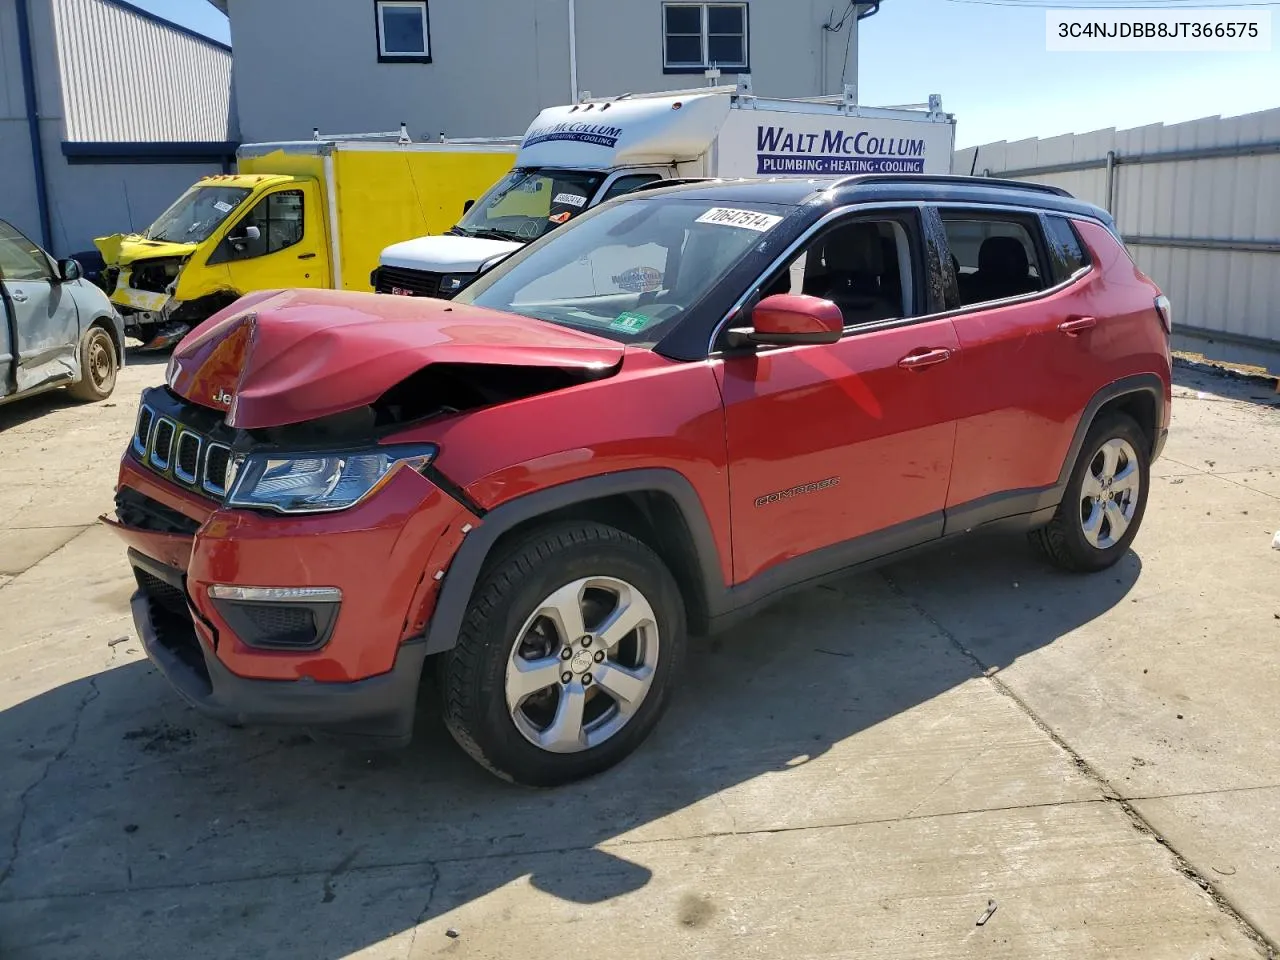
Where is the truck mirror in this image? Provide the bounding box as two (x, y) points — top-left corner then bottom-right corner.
(242, 225), (262, 241)
(462, 199), (475, 214)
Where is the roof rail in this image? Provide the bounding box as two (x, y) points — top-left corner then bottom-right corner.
(627, 177), (726, 194)
(831, 173), (1072, 197)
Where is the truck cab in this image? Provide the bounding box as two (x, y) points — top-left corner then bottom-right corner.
(98, 174), (322, 351)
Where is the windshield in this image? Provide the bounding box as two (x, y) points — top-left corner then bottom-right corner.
(455, 197), (793, 344)
(453, 168), (605, 243)
(146, 186), (251, 243)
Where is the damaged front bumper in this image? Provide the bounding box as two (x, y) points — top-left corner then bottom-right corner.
(128, 555), (430, 746)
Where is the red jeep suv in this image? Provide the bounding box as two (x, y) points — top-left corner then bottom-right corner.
(110, 175), (1172, 785)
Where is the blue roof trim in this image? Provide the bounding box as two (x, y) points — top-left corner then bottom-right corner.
(102, 0), (232, 52)
(62, 141), (240, 164)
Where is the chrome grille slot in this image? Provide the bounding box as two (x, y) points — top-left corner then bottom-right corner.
(203, 444), (231, 497)
(150, 419), (176, 470)
(174, 431), (202, 484)
(132, 405), (155, 457)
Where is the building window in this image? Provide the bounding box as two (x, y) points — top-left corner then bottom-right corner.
(663, 3), (748, 73)
(376, 1), (431, 63)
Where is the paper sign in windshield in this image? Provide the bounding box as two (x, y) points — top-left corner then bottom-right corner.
(695, 208), (783, 232)
(553, 193), (588, 208)
(213, 200), (234, 213)
(612, 266), (663, 294)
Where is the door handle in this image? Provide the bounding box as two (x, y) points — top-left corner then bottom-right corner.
(898, 348), (953, 370)
(297, 253), (316, 260)
(9, 290), (28, 303)
(1058, 315), (1097, 335)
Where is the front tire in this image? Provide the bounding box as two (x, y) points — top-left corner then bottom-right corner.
(66, 326), (118, 402)
(440, 522), (685, 787)
(1031, 412), (1150, 572)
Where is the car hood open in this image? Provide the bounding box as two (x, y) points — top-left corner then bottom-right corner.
(167, 288), (625, 430)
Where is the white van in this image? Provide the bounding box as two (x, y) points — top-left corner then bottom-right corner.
(372, 80), (956, 298)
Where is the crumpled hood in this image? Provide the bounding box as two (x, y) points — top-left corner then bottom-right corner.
(167, 288), (624, 430)
(379, 234), (523, 272)
(94, 233), (197, 267)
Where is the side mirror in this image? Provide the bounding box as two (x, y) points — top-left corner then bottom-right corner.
(462, 199), (475, 214)
(726, 294), (843, 348)
(478, 251), (513, 275)
(57, 258), (83, 282)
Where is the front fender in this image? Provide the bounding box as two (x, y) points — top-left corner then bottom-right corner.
(423, 468), (727, 655)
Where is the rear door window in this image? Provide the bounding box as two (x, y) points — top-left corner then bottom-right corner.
(941, 213), (1046, 307)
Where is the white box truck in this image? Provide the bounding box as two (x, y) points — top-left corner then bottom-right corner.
(372, 80), (956, 299)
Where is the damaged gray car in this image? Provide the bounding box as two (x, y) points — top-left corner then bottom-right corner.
(1, 219), (124, 408)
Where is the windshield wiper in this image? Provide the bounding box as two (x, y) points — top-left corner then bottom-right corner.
(469, 227), (523, 242)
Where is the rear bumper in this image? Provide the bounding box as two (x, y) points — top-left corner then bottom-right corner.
(130, 562), (429, 746)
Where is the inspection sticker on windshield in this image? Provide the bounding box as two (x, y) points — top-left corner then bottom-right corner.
(553, 192), (588, 208)
(609, 311), (656, 333)
(213, 200), (234, 213)
(695, 208), (783, 232)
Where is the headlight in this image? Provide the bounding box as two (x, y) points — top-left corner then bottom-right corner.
(224, 444), (436, 514)
(439, 273), (472, 295)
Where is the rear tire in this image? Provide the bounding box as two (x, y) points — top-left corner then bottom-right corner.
(440, 522), (685, 787)
(1031, 412), (1149, 572)
(66, 326), (118, 402)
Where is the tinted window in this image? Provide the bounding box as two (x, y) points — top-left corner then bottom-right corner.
(1044, 215), (1090, 282)
(942, 215), (1044, 306)
(0, 220), (51, 282)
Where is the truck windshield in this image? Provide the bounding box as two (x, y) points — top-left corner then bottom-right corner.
(455, 197), (794, 344)
(452, 168), (605, 243)
(146, 186), (251, 243)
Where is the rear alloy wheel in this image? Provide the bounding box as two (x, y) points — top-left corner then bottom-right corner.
(66, 326), (118, 401)
(441, 523), (684, 786)
(1031, 412), (1150, 572)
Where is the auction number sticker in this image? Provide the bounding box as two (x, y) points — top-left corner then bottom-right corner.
(553, 192), (588, 208)
(695, 208), (784, 232)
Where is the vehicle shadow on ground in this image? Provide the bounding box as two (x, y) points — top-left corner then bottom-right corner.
(0, 534), (1140, 958)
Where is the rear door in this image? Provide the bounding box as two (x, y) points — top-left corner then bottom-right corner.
(0, 220), (80, 395)
(715, 207), (962, 586)
(210, 184), (327, 295)
(937, 206), (1101, 526)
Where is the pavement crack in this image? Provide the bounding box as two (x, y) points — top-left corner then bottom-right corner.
(321, 848), (360, 904)
(0, 676), (100, 891)
(881, 570), (1279, 959)
(405, 861), (441, 958)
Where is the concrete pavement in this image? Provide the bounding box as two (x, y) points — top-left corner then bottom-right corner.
(0, 358), (1276, 959)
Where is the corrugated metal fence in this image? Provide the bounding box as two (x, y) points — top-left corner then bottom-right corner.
(954, 108), (1280, 374)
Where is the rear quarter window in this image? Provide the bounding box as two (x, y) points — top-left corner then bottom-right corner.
(1044, 216), (1091, 283)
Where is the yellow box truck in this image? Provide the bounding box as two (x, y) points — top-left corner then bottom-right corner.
(95, 131), (517, 349)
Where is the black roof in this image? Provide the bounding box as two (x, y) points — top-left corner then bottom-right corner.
(638, 174), (1112, 224)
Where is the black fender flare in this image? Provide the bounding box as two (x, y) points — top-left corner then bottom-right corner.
(423, 468), (728, 655)
(1055, 372), (1166, 487)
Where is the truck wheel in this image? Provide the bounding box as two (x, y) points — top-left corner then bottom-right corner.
(440, 522), (685, 786)
(1031, 412), (1149, 572)
(66, 326), (118, 402)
